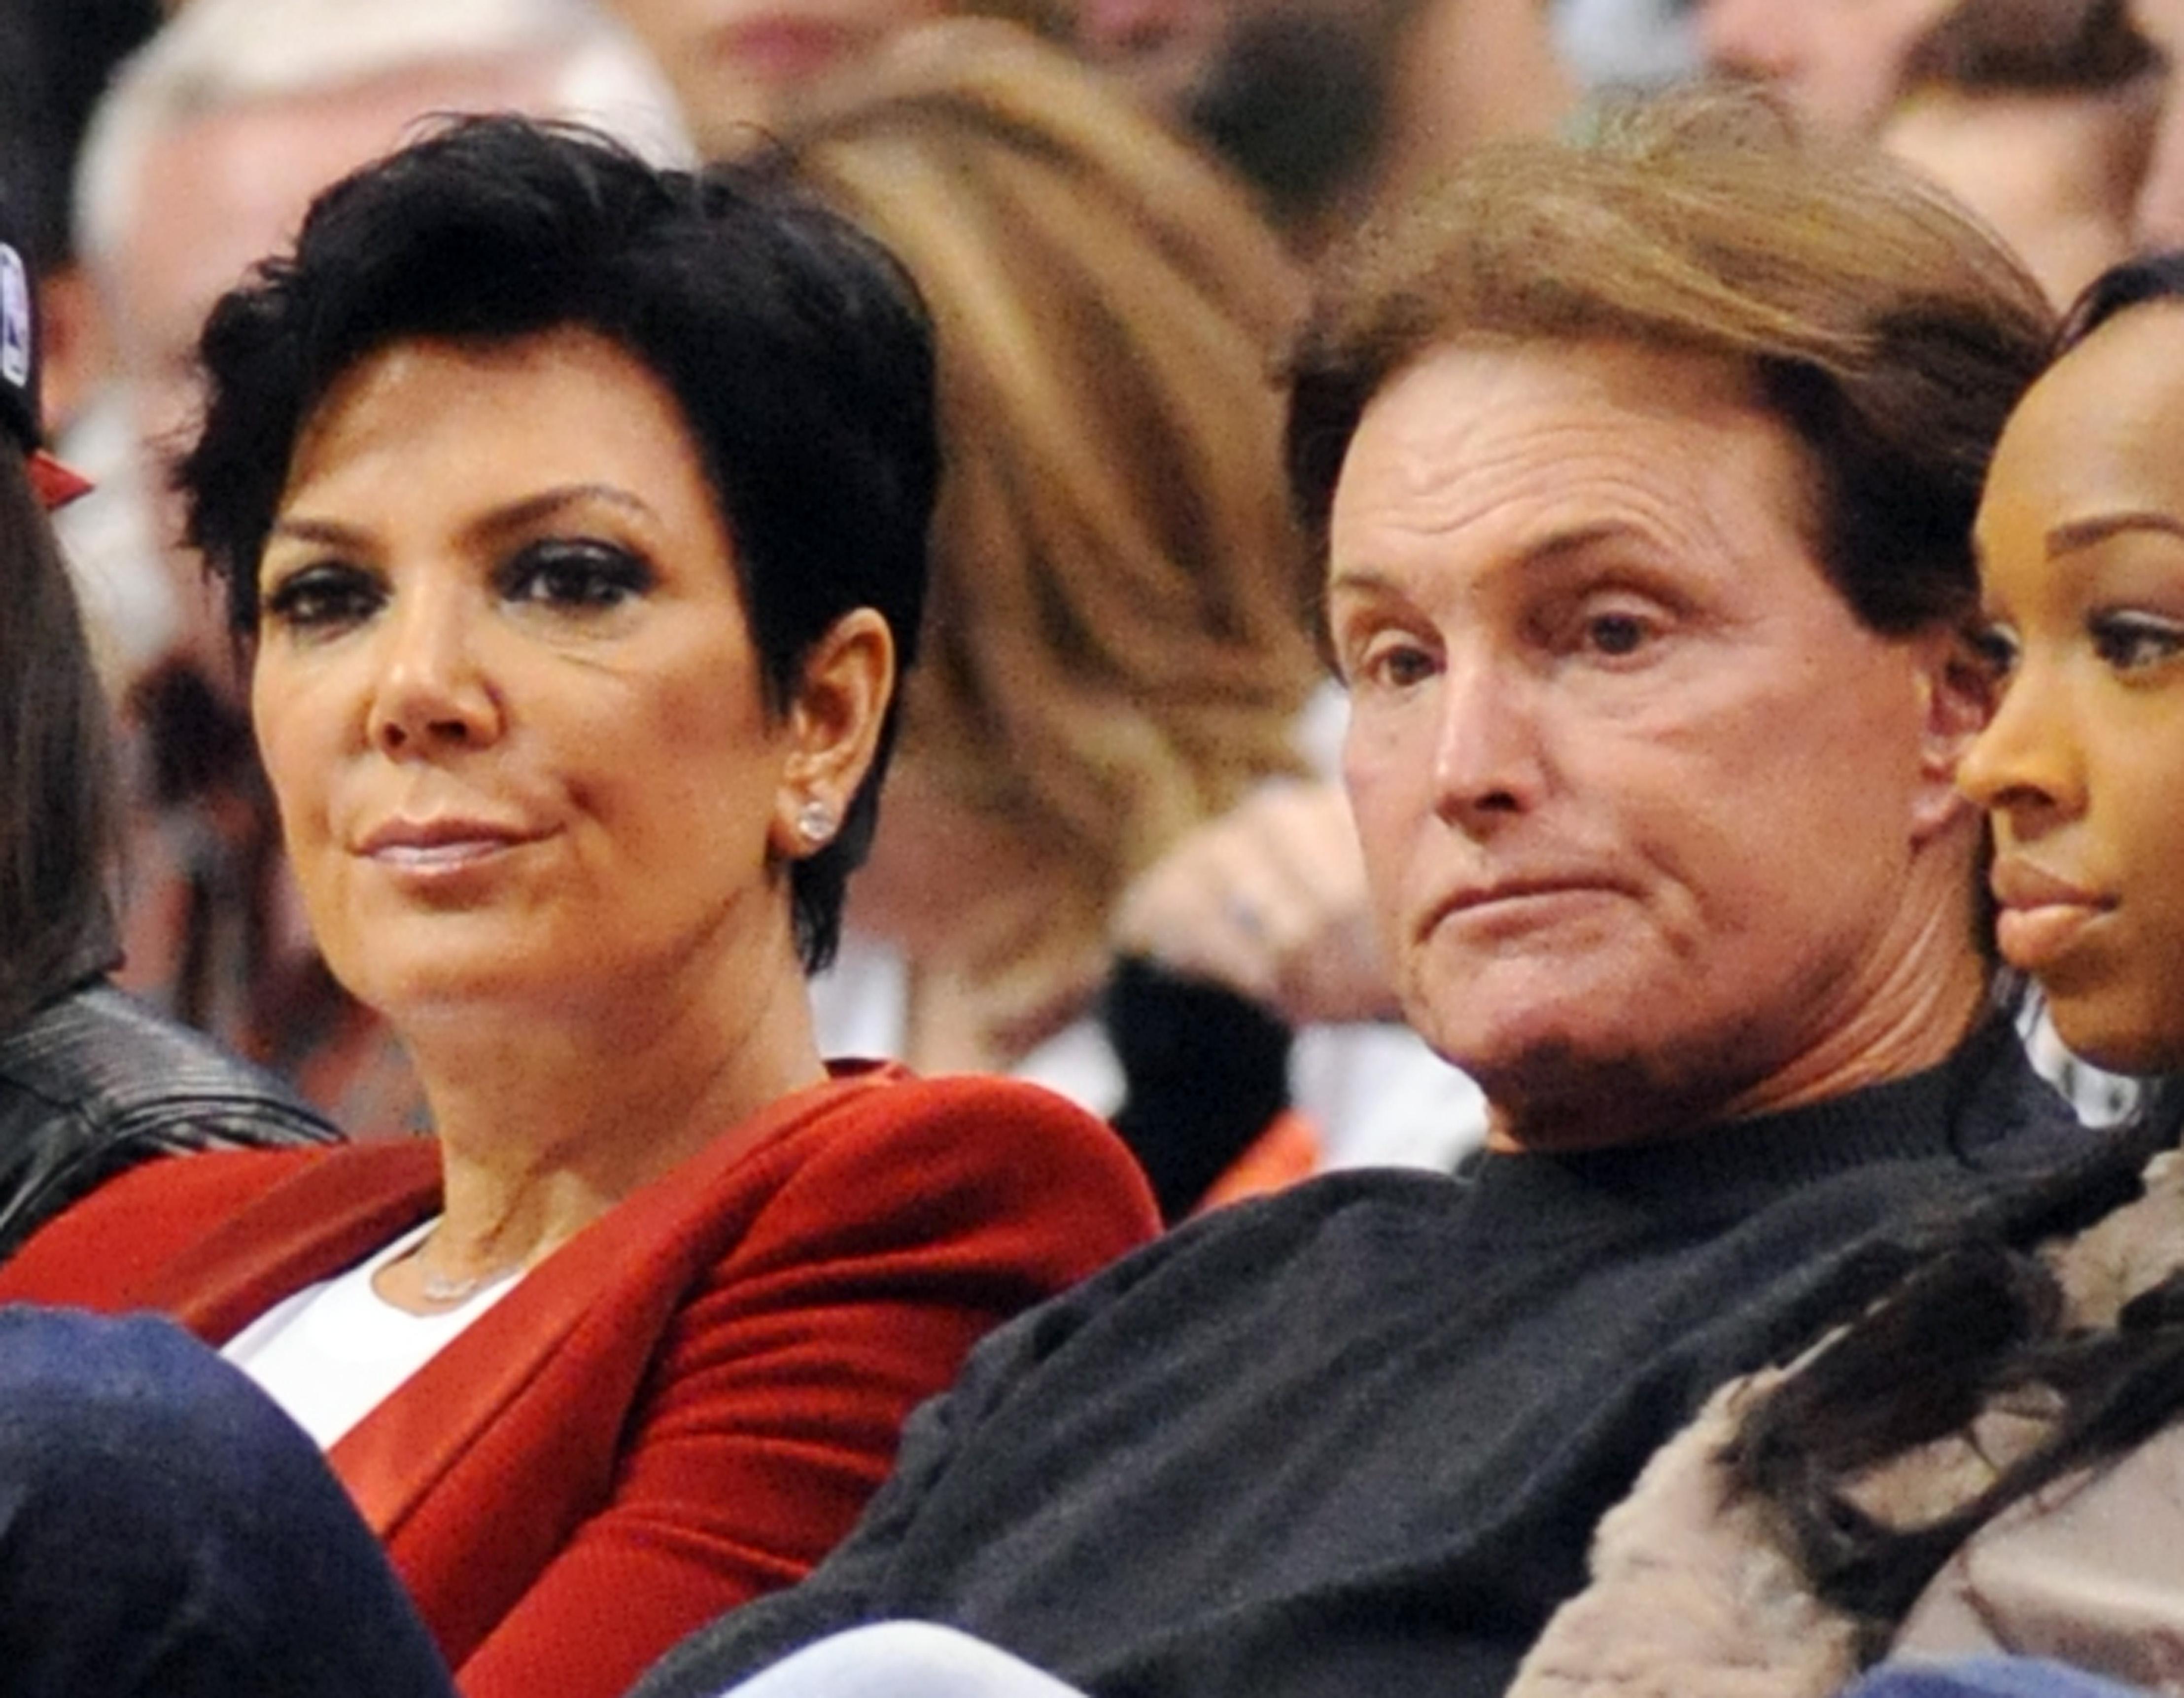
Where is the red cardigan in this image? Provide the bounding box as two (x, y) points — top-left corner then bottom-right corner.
(0, 1062), (1157, 1698)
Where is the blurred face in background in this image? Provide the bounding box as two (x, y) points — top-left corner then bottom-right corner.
(1694, 0), (1954, 135)
(102, 59), (563, 685)
(604, 0), (946, 154)
(1878, 75), (2155, 311)
(2131, 0), (2184, 244)
(1074, 0), (1567, 241)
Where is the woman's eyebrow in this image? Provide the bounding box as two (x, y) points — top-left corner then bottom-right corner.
(270, 484), (660, 555)
(2046, 510), (2184, 557)
(265, 514), (367, 549)
(467, 483), (657, 543)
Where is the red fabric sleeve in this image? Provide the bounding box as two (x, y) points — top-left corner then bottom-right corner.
(445, 1078), (1156, 1698)
(0, 1147), (325, 1305)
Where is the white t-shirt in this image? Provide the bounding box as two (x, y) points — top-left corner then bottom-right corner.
(221, 1220), (526, 1450)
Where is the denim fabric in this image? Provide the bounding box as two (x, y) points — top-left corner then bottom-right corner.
(1847, 1660), (2158, 1698)
(0, 1306), (451, 1697)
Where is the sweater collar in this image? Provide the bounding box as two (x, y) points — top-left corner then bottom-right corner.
(1463, 1020), (2078, 1228)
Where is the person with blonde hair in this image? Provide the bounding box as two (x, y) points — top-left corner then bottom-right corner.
(779, 23), (1333, 1211)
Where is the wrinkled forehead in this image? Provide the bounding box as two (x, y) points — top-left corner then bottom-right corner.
(1325, 335), (1824, 602)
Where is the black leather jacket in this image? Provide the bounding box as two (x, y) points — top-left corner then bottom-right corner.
(0, 979), (338, 1262)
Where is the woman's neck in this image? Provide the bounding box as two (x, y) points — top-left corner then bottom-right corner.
(393, 928), (826, 1292)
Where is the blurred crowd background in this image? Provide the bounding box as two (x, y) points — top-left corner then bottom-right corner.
(0, 0), (2166, 1190)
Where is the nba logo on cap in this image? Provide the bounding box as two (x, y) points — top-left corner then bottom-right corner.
(1, 243), (29, 393)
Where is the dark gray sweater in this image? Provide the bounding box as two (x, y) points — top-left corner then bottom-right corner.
(634, 1027), (2135, 1698)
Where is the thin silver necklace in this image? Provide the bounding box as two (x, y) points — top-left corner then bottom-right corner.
(413, 1231), (525, 1306)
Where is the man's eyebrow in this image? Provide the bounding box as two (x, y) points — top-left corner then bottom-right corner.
(1325, 566), (1405, 599)
(2046, 511), (2184, 556)
(1326, 523), (1653, 598)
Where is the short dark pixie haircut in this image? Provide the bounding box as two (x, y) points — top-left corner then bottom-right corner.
(1285, 89), (2055, 640)
(179, 115), (939, 972)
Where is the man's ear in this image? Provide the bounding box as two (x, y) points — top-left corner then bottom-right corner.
(769, 608), (895, 861)
(1909, 623), (1993, 844)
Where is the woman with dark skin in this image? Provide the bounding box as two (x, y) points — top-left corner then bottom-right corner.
(1511, 253), (2184, 1698)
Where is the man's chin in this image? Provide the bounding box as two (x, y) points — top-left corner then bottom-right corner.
(1474, 1058), (1706, 1153)
(1411, 1010), (1710, 1153)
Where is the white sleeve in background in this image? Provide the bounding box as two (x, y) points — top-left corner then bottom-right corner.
(721, 1623), (1092, 1698)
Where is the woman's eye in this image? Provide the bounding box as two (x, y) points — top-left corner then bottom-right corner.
(502, 540), (653, 611)
(260, 564), (382, 635)
(2090, 611), (2184, 673)
(1971, 620), (2020, 681)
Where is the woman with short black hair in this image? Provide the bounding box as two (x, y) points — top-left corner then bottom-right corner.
(0, 117), (1153, 1698)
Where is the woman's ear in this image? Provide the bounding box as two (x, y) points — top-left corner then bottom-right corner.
(1909, 623), (1996, 844)
(770, 608), (896, 860)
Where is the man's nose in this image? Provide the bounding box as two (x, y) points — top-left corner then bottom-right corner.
(1430, 649), (1546, 829)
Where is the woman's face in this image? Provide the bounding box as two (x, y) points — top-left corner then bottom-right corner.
(251, 327), (814, 1031)
(1960, 300), (2184, 1073)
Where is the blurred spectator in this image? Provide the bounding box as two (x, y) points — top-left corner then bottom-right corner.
(1880, 0), (2159, 306)
(784, 24), (1485, 1201)
(1075, 0), (1573, 249)
(0, 0), (159, 431)
(69, 0), (688, 1132)
(776, 32), (1319, 1021)
(598, 0), (1070, 155)
(2130, 0), (2184, 242)
(0, 0), (164, 686)
(1693, 0), (1958, 135)
(776, 23), (1311, 1204)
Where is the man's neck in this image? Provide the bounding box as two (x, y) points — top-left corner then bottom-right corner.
(1485, 943), (1993, 1156)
